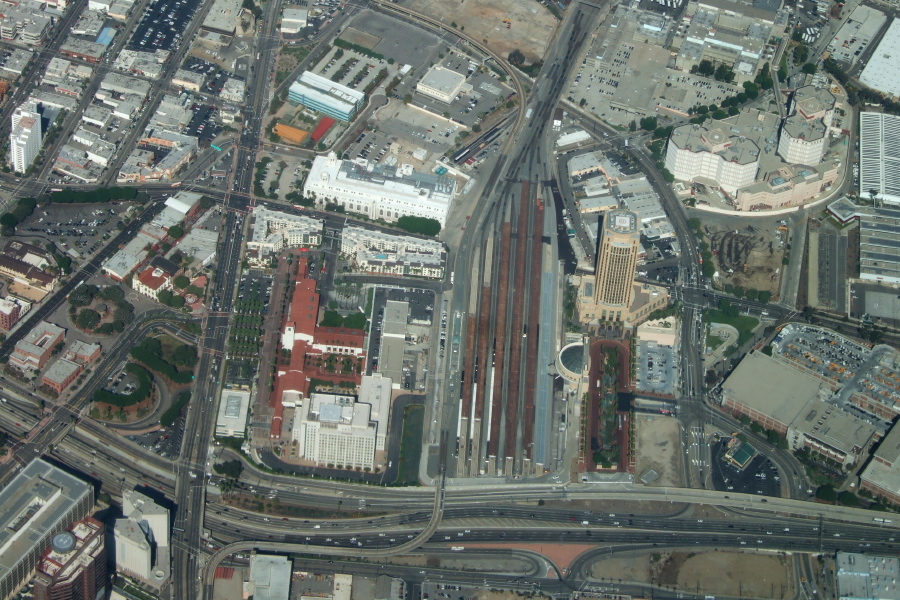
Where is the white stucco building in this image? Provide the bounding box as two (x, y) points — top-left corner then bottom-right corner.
(10, 101), (41, 174)
(777, 85), (835, 166)
(304, 153), (456, 226)
(340, 226), (446, 278)
(246, 206), (323, 264)
(664, 124), (760, 194)
(292, 393), (377, 469)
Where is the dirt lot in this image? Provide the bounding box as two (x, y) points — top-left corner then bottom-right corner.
(706, 225), (786, 295)
(634, 414), (683, 487)
(591, 550), (794, 598)
(398, 0), (558, 62)
(341, 26), (381, 49)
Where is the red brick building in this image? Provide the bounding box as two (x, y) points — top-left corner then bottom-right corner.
(33, 518), (106, 600)
(0, 298), (21, 331)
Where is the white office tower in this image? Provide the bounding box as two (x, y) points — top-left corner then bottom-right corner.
(10, 101), (41, 174)
(114, 490), (170, 586)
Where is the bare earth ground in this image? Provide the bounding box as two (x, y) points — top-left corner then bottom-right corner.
(551, 498), (687, 516)
(341, 27), (382, 49)
(634, 414), (683, 487)
(398, 0), (557, 62)
(590, 551), (792, 599)
(708, 228), (784, 294)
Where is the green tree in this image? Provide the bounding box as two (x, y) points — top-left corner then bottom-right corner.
(396, 215), (441, 236)
(321, 310), (344, 327)
(838, 491), (859, 507)
(816, 484), (837, 502)
(76, 309), (101, 330)
(743, 81), (760, 99)
(157, 289), (173, 305)
(99, 285), (125, 303)
(801, 62), (817, 75)
(403, 94), (412, 104)
(172, 344), (198, 368)
(639, 116), (658, 131)
(714, 64), (734, 82)
(69, 284), (98, 308)
(0, 213), (18, 234)
(712, 109), (728, 120)
(628, 120), (637, 132)
(508, 49), (526, 66)
(173, 275), (190, 289)
(755, 62), (774, 90)
(696, 59), (715, 77)
(170, 295), (185, 309)
(167, 225), (184, 239)
(200, 196), (215, 210)
(718, 298), (739, 319)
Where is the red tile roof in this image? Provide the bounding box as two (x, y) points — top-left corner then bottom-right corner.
(137, 267), (169, 291)
(311, 117), (335, 142)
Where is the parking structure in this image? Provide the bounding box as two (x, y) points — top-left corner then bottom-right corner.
(771, 323), (900, 428)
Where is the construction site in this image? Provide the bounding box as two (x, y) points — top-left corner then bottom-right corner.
(707, 224), (787, 295)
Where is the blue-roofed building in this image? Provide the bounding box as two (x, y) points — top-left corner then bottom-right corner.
(95, 26), (115, 46)
(288, 71), (365, 122)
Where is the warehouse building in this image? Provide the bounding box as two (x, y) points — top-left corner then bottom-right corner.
(288, 71), (365, 121)
(859, 112), (900, 205)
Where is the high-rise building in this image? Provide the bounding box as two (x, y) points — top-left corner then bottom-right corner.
(10, 101), (42, 174)
(593, 209), (641, 310)
(114, 491), (170, 587)
(33, 518), (106, 600)
(578, 209), (668, 325)
(0, 459), (93, 600)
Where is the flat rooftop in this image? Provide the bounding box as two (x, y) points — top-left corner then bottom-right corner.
(723, 351), (826, 425)
(0, 459), (92, 586)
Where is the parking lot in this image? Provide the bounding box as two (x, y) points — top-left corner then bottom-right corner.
(347, 10), (441, 68)
(184, 103), (222, 143)
(127, 0), (200, 51)
(18, 202), (136, 262)
(710, 440), (782, 497)
(634, 340), (677, 396)
(366, 286), (435, 385)
(126, 415), (186, 459)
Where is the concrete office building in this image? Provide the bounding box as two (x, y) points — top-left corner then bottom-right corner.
(293, 394), (377, 469)
(304, 153), (456, 226)
(777, 86), (835, 166)
(859, 112), (900, 205)
(416, 65), (466, 103)
(288, 71), (364, 121)
(114, 490), (169, 587)
(10, 101), (42, 174)
(358, 374), (392, 450)
(33, 518), (106, 600)
(0, 459), (93, 600)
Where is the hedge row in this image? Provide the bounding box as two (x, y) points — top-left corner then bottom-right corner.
(93, 363), (151, 407)
(49, 187), (138, 204)
(160, 391), (190, 427)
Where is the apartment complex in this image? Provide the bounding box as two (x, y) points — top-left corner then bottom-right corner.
(340, 226), (446, 279)
(665, 123), (760, 194)
(304, 153), (456, 226)
(288, 71), (364, 121)
(10, 101), (42, 174)
(0, 459), (93, 600)
(245, 206), (323, 265)
(0, 299), (21, 331)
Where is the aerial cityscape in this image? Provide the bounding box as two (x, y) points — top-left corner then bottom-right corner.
(1, 0), (900, 597)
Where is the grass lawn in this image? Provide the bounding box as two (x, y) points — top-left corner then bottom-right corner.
(703, 309), (759, 347)
(705, 331), (725, 352)
(394, 404), (424, 486)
